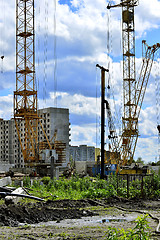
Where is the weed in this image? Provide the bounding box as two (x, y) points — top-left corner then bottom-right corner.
(104, 214), (152, 240)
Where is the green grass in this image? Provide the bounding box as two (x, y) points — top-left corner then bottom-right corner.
(23, 175), (118, 200)
(19, 173), (160, 201)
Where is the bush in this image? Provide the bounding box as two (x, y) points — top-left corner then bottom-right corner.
(104, 214), (152, 240)
(41, 176), (51, 185)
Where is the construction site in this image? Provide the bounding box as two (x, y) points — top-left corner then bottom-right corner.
(0, 0), (160, 239)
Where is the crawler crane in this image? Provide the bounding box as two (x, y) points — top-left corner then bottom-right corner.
(107, 0), (160, 167)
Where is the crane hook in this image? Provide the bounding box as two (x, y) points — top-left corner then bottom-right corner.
(1, 56), (4, 73)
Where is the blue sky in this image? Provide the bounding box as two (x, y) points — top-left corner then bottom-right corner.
(0, 0), (160, 163)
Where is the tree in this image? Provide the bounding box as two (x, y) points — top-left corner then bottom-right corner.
(136, 157), (144, 164)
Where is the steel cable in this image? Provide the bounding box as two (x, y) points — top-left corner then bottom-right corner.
(43, 0), (48, 107)
(154, 53), (160, 162)
(53, 0), (57, 107)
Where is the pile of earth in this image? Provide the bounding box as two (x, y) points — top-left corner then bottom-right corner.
(0, 199), (97, 227)
(0, 197), (159, 227)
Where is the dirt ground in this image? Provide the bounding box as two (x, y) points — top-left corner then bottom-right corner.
(0, 198), (160, 239)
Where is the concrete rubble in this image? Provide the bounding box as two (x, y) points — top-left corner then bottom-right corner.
(5, 187), (25, 205)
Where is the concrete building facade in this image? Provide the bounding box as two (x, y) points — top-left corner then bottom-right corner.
(0, 119), (14, 164)
(69, 145), (95, 162)
(0, 107), (70, 169)
(38, 107), (70, 167)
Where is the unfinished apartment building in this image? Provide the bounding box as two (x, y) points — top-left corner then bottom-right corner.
(69, 145), (95, 162)
(0, 107), (70, 168)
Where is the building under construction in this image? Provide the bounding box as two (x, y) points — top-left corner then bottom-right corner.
(0, 107), (70, 169)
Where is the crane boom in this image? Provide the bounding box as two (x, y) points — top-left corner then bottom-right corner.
(135, 42), (160, 118)
(120, 41), (160, 164)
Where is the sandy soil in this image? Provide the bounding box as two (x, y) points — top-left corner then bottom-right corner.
(0, 198), (160, 239)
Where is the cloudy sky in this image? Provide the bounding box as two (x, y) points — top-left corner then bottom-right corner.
(0, 0), (160, 163)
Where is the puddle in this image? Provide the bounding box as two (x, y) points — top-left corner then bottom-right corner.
(99, 218), (127, 223)
(19, 214), (137, 228)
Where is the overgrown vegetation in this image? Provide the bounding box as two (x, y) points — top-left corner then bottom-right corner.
(104, 214), (152, 240)
(21, 173), (160, 201)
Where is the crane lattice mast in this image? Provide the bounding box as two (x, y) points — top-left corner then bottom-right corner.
(107, 0), (139, 163)
(14, 0), (38, 163)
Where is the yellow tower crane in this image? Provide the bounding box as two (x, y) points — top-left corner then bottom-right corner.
(14, 0), (52, 165)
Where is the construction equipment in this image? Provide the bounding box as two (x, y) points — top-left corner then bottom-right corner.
(107, 1), (160, 167)
(14, 0), (53, 165)
(105, 100), (119, 154)
(107, 0), (138, 165)
(120, 41), (160, 165)
(96, 64), (109, 178)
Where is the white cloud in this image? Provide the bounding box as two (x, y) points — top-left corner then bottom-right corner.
(39, 91), (101, 117)
(70, 123), (97, 147)
(135, 136), (159, 163)
(0, 0), (159, 164)
(0, 94), (13, 120)
(135, 0), (160, 37)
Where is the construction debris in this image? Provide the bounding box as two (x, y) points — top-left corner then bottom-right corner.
(0, 177), (12, 188)
(4, 187), (44, 205)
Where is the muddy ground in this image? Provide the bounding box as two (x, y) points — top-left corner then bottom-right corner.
(0, 197), (160, 239)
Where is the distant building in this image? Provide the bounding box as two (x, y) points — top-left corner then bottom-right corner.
(0, 107), (70, 168)
(0, 119), (14, 165)
(69, 145), (95, 162)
